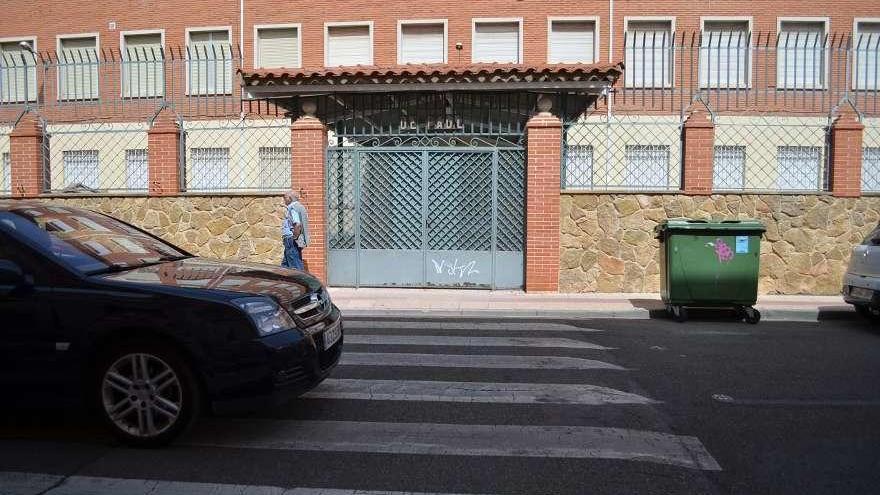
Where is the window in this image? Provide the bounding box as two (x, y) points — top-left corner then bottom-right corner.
(188, 29), (232, 95)
(256, 26), (301, 68)
(399, 22), (446, 64)
(864, 147), (880, 192)
(122, 32), (164, 98)
(854, 21), (880, 90)
(713, 145), (746, 190)
(624, 145), (669, 189)
(548, 19), (596, 64)
(58, 36), (99, 100)
(625, 20), (674, 88)
(777, 146), (821, 191)
(0, 39), (37, 103)
(472, 20), (521, 63)
(63, 150), (99, 189)
(701, 21), (749, 88)
(259, 147), (291, 189)
(326, 23), (372, 67)
(189, 147), (228, 191)
(563, 145), (594, 188)
(777, 20), (826, 89)
(125, 149), (148, 191)
(1, 152), (9, 193)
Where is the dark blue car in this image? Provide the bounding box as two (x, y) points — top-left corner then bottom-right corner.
(0, 201), (342, 446)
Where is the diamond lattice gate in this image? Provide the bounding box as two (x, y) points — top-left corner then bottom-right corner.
(327, 147), (524, 288)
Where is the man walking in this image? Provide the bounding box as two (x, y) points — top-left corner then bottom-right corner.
(290, 190), (310, 255)
(281, 191), (304, 270)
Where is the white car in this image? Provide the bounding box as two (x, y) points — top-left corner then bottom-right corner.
(843, 222), (880, 321)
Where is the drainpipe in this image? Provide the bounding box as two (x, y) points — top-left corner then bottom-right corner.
(608, 0), (614, 63)
(240, 0), (245, 66)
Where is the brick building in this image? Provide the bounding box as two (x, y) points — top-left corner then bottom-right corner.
(1, 1), (879, 294)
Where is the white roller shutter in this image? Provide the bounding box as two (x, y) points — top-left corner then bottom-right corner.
(327, 25), (372, 67)
(473, 22), (520, 64)
(549, 21), (595, 64)
(0, 41), (37, 103)
(188, 30), (232, 95)
(855, 22), (880, 90)
(625, 21), (673, 88)
(400, 23), (445, 64)
(122, 33), (164, 98)
(257, 28), (300, 68)
(777, 21), (825, 89)
(59, 37), (99, 100)
(700, 21), (749, 88)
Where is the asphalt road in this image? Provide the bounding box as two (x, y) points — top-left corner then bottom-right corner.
(1, 314), (879, 495)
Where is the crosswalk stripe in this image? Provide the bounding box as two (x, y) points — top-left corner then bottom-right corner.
(184, 419), (722, 471)
(344, 335), (611, 350)
(343, 321), (601, 332)
(0, 472), (484, 495)
(303, 379), (656, 405)
(340, 352), (626, 370)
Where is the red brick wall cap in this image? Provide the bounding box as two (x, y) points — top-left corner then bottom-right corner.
(10, 114), (43, 138)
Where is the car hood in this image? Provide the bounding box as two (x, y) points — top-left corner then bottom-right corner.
(99, 257), (322, 304)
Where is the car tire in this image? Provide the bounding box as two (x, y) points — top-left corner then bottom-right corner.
(93, 339), (201, 448)
(855, 304), (880, 322)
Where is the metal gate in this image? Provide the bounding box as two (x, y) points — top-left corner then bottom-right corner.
(327, 147), (524, 289)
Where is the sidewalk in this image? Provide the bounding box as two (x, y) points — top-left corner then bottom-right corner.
(327, 288), (855, 321)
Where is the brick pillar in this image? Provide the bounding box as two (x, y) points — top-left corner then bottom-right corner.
(524, 100), (562, 293)
(681, 107), (715, 195)
(148, 109), (181, 196)
(9, 113), (44, 198)
(830, 106), (864, 198)
(291, 113), (328, 282)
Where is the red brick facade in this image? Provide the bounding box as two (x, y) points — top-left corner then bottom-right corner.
(291, 115), (328, 283)
(830, 106), (865, 198)
(9, 114), (44, 198)
(681, 107), (715, 196)
(525, 111), (563, 293)
(147, 109), (182, 196)
(3, 1), (878, 71)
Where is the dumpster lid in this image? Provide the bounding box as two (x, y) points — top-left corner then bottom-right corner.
(655, 218), (766, 232)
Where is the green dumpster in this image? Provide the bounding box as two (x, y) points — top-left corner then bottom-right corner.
(655, 219), (766, 323)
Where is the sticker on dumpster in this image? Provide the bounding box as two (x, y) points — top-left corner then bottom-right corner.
(706, 238), (734, 263)
(735, 236), (749, 254)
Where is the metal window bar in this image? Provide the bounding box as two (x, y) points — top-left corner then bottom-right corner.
(44, 121), (150, 193)
(863, 120), (880, 193)
(182, 116), (292, 192)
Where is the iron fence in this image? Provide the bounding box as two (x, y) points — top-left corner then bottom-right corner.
(562, 111), (683, 191)
(0, 45), (245, 121)
(181, 115), (292, 193)
(0, 122), (11, 196)
(864, 117), (880, 193)
(712, 115), (831, 193)
(615, 31), (880, 115)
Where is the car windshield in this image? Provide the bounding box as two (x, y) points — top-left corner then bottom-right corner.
(0, 204), (188, 275)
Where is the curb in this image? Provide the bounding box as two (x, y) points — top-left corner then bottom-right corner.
(338, 306), (858, 322)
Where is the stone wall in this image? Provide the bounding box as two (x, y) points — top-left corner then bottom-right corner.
(561, 194), (880, 295)
(48, 195), (287, 265)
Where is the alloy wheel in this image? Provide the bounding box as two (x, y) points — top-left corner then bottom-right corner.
(101, 353), (183, 439)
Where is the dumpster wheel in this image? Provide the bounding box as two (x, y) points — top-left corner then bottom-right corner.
(739, 306), (761, 324)
(667, 304), (688, 323)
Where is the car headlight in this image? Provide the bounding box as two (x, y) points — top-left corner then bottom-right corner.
(232, 297), (295, 336)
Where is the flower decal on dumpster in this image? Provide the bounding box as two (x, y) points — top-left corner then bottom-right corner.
(705, 238), (734, 263)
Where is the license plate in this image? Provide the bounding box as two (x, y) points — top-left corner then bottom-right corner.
(323, 322), (342, 350)
(851, 287), (874, 299)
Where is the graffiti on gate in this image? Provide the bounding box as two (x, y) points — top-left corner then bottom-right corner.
(431, 258), (480, 279)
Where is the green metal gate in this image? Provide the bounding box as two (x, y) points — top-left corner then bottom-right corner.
(327, 147), (524, 288)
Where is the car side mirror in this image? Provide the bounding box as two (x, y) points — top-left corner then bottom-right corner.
(0, 260), (27, 292)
